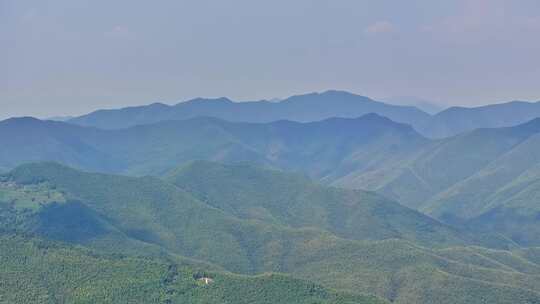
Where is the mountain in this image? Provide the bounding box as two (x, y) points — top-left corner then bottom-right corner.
(337, 118), (540, 207)
(419, 100), (540, 138)
(3, 115), (540, 247)
(0, 234), (381, 304)
(383, 96), (446, 114)
(67, 92), (540, 139)
(421, 121), (540, 245)
(68, 90), (431, 130)
(0, 114), (429, 178)
(2, 163), (540, 304)
(165, 160), (482, 247)
(333, 118), (540, 246)
(0, 117), (125, 173)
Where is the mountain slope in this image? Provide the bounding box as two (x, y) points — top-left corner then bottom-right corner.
(0, 117), (124, 173)
(332, 119), (540, 246)
(3, 115), (540, 247)
(165, 160), (486, 247)
(417, 121), (540, 245)
(419, 100), (540, 138)
(337, 118), (540, 205)
(69, 91), (431, 130)
(0, 234), (382, 304)
(1, 163), (540, 304)
(0, 114), (429, 178)
(383, 96), (446, 114)
(424, 131), (540, 219)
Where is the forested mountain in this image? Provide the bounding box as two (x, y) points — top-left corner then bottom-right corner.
(6, 0), (540, 302)
(165, 160), (484, 247)
(3, 97), (540, 303)
(2, 163), (540, 304)
(68, 91), (431, 130)
(3, 114), (540, 247)
(1, 234), (381, 304)
(0, 114), (428, 177)
(334, 118), (540, 246)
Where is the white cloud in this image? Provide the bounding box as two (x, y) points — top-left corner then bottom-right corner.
(364, 21), (396, 35)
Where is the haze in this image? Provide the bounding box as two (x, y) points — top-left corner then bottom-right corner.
(2, 0), (540, 119)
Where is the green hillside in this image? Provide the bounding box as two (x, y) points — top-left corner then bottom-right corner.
(418, 123), (540, 246)
(330, 119), (540, 246)
(166, 160), (485, 247)
(424, 131), (540, 217)
(2, 163), (540, 304)
(335, 120), (540, 208)
(0, 234), (381, 304)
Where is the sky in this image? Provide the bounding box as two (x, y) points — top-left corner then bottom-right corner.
(1, 0), (540, 119)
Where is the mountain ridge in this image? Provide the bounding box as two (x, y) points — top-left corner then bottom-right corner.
(2, 162), (540, 304)
(68, 90), (431, 130)
(65, 92), (540, 138)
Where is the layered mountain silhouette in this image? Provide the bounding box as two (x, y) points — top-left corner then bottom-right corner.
(0, 114), (427, 177)
(67, 90), (540, 138)
(3, 114), (540, 246)
(418, 100), (540, 138)
(4, 92), (540, 304)
(69, 90), (431, 130)
(334, 118), (540, 246)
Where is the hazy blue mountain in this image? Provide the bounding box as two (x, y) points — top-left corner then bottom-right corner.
(68, 90), (431, 130)
(0, 117), (124, 173)
(419, 100), (540, 138)
(2, 163), (539, 304)
(0, 114), (429, 178)
(383, 96), (446, 114)
(3, 115), (540, 246)
(64, 92), (540, 139)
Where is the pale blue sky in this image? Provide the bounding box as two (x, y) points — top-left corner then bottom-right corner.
(2, 0), (540, 119)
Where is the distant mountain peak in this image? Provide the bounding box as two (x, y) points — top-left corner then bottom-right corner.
(1, 116), (46, 126)
(180, 97), (234, 106)
(147, 102), (170, 108)
(67, 90), (431, 130)
(288, 90), (371, 101)
(321, 89), (358, 96)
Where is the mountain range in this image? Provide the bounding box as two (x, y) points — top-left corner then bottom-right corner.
(67, 90), (540, 138)
(68, 91), (430, 131)
(2, 114), (540, 247)
(382, 96), (446, 115)
(418, 100), (540, 138)
(2, 162), (540, 304)
(3, 90), (540, 303)
(0, 113), (427, 177)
